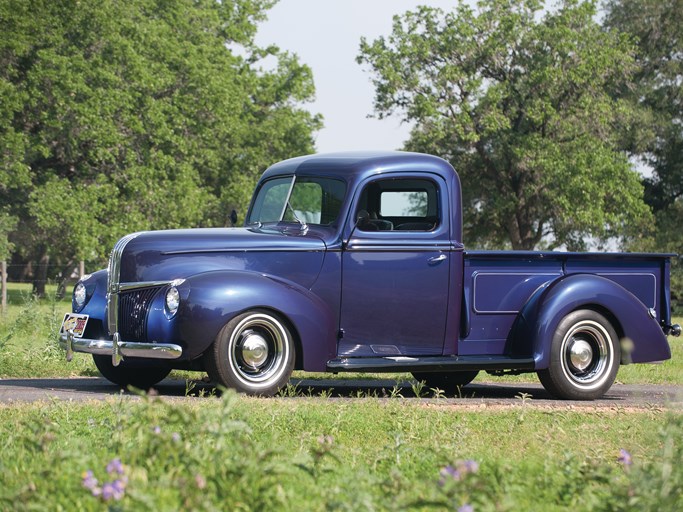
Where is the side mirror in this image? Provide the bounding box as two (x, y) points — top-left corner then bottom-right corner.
(230, 209), (238, 227)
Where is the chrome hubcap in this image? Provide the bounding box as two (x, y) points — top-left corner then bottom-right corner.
(240, 332), (269, 369)
(228, 313), (289, 387)
(568, 339), (593, 372)
(560, 320), (613, 388)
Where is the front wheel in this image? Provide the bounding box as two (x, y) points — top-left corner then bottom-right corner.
(93, 355), (171, 390)
(537, 309), (620, 400)
(204, 310), (295, 396)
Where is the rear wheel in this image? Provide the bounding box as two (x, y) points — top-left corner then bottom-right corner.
(93, 355), (171, 390)
(411, 371), (479, 395)
(204, 310), (295, 396)
(537, 309), (620, 400)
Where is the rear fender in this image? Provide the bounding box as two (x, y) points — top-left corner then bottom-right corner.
(511, 274), (670, 368)
(170, 270), (336, 370)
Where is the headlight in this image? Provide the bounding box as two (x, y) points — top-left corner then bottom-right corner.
(74, 282), (87, 310)
(165, 286), (181, 317)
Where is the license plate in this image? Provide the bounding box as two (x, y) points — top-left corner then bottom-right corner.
(60, 313), (89, 338)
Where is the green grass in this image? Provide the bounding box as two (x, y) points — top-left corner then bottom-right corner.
(0, 288), (98, 378)
(0, 393), (681, 510)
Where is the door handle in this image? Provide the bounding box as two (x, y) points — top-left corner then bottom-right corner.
(428, 254), (447, 264)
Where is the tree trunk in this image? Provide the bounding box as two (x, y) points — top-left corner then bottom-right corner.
(33, 251), (49, 298)
(1, 261), (7, 313)
(56, 260), (74, 300)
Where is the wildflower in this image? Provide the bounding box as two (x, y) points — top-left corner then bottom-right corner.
(153, 426), (162, 435)
(106, 458), (124, 475)
(458, 505), (474, 512)
(82, 471), (99, 491)
(439, 459), (479, 486)
(172, 432), (181, 442)
(618, 449), (632, 466)
(195, 474), (207, 490)
(461, 459), (479, 474)
(317, 435), (334, 446)
(83, 461), (128, 501)
(112, 478), (127, 499)
(101, 482), (116, 501)
(439, 465), (461, 485)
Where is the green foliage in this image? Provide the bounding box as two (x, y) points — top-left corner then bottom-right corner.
(358, 0), (652, 250)
(597, 414), (683, 511)
(0, 286), (96, 377)
(604, 0), (683, 307)
(0, 0), (320, 282)
(0, 211), (16, 261)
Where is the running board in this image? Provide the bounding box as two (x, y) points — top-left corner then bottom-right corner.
(326, 355), (536, 373)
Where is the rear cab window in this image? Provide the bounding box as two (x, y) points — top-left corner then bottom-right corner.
(356, 178), (440, 232)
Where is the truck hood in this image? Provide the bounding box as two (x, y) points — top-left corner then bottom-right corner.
(117, 227), (327, 289)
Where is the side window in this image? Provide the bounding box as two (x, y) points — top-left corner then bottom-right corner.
(356, 178), (439, 232)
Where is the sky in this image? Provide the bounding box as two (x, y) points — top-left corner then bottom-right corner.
(255, 0), (460, 154)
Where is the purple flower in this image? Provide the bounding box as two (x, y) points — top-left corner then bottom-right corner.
(439, 459), (480, 486)
(439, 465), (462, 485)
(172, 432), (181, 442)
(461, 459), (479, 474)
(101, 482), (116, 501)
(153, 426), (162, 435)
(106, 458), (124, 475)
(618, 449), (632, 466)
(81, 470), (99, 491)
(458, 505), (474, 512)
(113, 476), (128, 491)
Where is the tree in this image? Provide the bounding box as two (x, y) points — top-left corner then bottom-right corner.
(604, 0), (683, 306)
(358, 0), (651, 250)
(0, 0), (320, 295)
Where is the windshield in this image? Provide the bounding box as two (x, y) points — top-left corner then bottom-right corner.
(247, 176), (347, 227)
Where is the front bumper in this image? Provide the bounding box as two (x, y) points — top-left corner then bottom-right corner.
(61, 330), (183, 366)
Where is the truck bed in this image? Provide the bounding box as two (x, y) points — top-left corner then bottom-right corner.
(460, 251), (673, 355)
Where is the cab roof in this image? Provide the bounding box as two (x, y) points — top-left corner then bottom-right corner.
(259, 151), (457, 185)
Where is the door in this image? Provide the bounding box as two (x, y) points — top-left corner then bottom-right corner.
(339, 175), (451, 356)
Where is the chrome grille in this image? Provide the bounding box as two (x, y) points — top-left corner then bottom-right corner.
(118, 286), (162, 342)
(106, 232), (141, 335)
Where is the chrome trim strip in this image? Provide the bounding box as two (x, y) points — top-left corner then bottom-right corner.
(345, 242), (459, 252)
(326, 355), (535, 372)
(161, 247), (324, 255)
(119, 280), (176, 292)
(106, 232), (142, 335)
(60, 333), (182, 360)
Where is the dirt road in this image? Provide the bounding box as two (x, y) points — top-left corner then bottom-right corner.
(0, 377), (681, 409)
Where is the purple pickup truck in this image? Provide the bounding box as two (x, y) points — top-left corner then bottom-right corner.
(60, 152), (680, 399)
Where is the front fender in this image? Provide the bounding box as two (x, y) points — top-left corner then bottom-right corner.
(75, 269), (109, 338)
(511, 274), (671, 369)
(163, 270), (336, 370)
